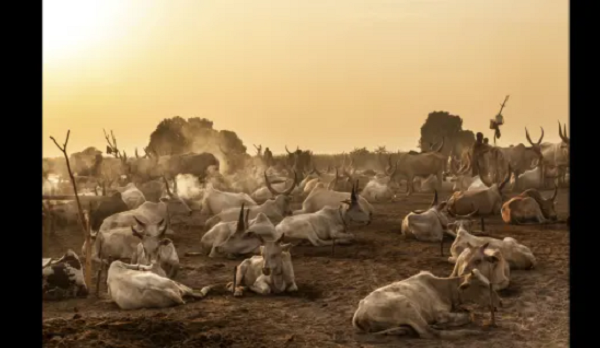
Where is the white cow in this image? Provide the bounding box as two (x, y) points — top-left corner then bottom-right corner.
(130, 217), (180, 279)
(200, 184), (257, 216)
(278, 185), (371, 246)
(351, 269), (501, 339)
(292, 181), (374, 216)
(106, 260), (213, 309)
(201, 207), (279, 258)
(360, 175), (398, 202)
(401, 191), (475, 256)
(226, 235), (297, 297)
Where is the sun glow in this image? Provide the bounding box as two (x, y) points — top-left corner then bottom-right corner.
(43, 0), (123, 65)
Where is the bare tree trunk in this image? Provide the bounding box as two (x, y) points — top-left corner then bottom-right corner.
(50, 131), (92, 291)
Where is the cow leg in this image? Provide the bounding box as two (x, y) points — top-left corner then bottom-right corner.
(305, 232), (334, 246)
(432, 312), (472, 329)
(96, 261), (103, 297)
(480, 217), (485, 231)
(513, 171), (520, 192)
(250, 278), (272, 295)
(232, 261), (250, 297)
(286, 281), (298, 293)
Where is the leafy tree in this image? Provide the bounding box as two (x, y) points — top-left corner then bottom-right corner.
(419, 111), (475, 155)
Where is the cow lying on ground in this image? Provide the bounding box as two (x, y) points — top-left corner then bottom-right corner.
(450, 243), (511, 291)
(447, 220), (536, 270)
(352, 269), (501, 339)
(501, 187), (558, 224)
(292, 181), (374, 217)
(204, 173), (297, 229)
(360, 174), (398, 202)
(401, 191), (475, 256)
(201, 205), (279, 258)
(226, 234), (297, 297)
(277, 184), (371, 246)
(42, 250), (88, 300)
(106, 260), (213, 309)
(131, 217), (180, 279)
(200, 184), (258, 216)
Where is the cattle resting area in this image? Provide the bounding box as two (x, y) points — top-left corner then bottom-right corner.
(42, 184), (569, 348)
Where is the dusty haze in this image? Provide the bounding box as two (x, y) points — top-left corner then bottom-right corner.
(43, 0), (568, 158)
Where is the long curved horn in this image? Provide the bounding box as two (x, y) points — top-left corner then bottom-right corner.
(549, 184), (558, 201)
(430, 190), (438, 207)
(454, 207), (479, 219)
(433, 137), (445, 153)
(498, 165), (512, 191)
(236, 203), (246, 232)
(561, 123), (570, 143)
(285, 146), (293, 155)
(525, 127), (534, 146)
(264, 172), (279, 196)
(537, 127), (545, 145)
(558, 120), (564, 139)
(283, 171), (299, 196)
(351, 180), (358, 202)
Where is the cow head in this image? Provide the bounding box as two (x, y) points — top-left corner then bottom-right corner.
(259, 236), (292, 276)
(458, 268), (502, 310)
(264, 171), (299, 214)
(341, 180), (372, 225)
(523, 187), (558, 221)
(131, 217), (171, 269)
(215, 208), (276, 256)
(328, 168), (353, 192)
(459, 243), (509, 290)
(525, 127), (545, 163)
(446, 207), (479, 232)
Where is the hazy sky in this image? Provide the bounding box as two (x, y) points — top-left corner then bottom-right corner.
(43, 0), (568, 158)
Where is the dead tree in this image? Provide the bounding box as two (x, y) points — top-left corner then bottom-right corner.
(49, 130), (93, 291)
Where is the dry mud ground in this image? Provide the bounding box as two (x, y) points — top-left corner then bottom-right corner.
(43, 189), (570, 348)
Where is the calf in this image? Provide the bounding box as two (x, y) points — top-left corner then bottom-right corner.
(277, 184), (371, 246)
(501, 187), (558, 224)
(360, 175), (398, 202)
(352, 269), (501, 339)
(447, 220), (536, 270)
(226, 234), (297, 297)
(450, 243), (511, 291)
(42, 250), (88, 300)
(106, 260), (212, 309)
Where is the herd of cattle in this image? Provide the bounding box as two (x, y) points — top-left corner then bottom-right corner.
(42, 124), (569, 339)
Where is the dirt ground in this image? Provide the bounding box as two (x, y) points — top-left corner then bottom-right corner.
(42, 189), (570, 348)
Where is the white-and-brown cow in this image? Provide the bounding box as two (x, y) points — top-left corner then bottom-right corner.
(501, 187), (558, 224)
(450, 242), (511, 291)
(447, 220), (536, 270)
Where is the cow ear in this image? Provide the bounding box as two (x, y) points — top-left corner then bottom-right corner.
(447, 222), (457, 230)
(459, 279), (471, 290)
(259, 245), (265, 255)
(280, 243), (293, 252)
(485, 250), (501, 264)
(160, 239), (172, 246)
(131, 226), (143, 239)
